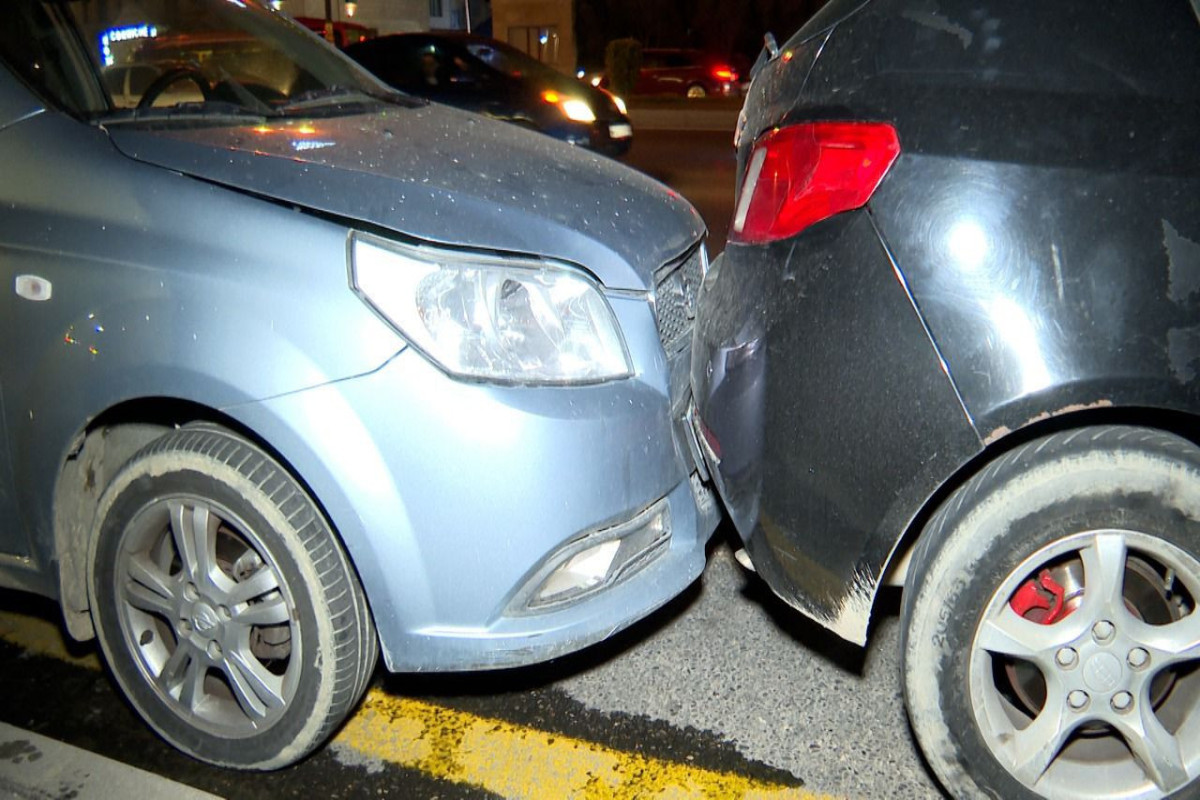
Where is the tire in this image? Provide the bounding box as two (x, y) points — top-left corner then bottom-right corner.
(685, 83), (707, 99)
(903, 426), (1200, 800)
(88, 425), (377, 769)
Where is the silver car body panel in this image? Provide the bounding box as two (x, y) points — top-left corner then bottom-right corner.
(0, 62), (718, 669)
(105, 104), (705, 291)
(0, 72), (42, 132)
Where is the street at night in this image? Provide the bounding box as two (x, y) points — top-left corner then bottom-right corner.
(1, 540), (942, 799)
(0, 106), (945, 800)
(7, 1), (1198, 796)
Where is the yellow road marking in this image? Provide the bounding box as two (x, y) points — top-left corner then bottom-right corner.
(0, 608), (101, 671)
(1, 610), (830, 799)
(334, 690), (825, 799)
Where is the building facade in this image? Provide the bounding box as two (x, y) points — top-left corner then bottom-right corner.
(284, 0), (429, 35)
(490, 0), (576, 74)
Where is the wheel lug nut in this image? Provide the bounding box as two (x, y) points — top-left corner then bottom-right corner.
(1128, 648), (1150, 669)
(184, 583), (199, 601)
(1055, 648), (1078, 669)
(218, 605), (231, 621)
(1111, 691), (1134, 713)
(179, 619), (192, 634)
(207, 640), (223, 660)
(1067, 690), (1090, 710)
(1092, 620), (1115, 643)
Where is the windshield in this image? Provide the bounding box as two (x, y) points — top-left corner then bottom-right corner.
(1, 0), (401, 123)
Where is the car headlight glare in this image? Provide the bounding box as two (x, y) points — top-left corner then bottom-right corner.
(560, 98), (596, 123)
(351, 233), (631, 384)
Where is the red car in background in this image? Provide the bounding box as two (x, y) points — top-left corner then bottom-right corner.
(293, 16), (375, 48)
(635, 48), (739, 98)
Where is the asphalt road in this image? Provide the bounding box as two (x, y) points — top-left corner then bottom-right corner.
(0, 127), (946, 800)
(0, 543), (942, 799)
(623, 128), (738, 252)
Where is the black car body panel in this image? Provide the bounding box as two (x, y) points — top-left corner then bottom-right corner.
(693, 213), (980, 639)
(694, 0), (1200, 643)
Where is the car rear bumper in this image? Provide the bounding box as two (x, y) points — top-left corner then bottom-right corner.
(690, 213), (978, 643)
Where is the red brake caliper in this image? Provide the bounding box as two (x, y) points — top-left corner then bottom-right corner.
(1010, 569), (1073, 624)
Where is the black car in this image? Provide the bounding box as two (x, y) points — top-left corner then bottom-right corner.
(346, 33), (633, 156)
(693, 1), (1200, 798)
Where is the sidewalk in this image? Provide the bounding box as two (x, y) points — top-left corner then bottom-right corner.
(0, 722), (222, 800)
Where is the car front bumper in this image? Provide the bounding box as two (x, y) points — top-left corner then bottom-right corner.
(542, 118), (633, 157)
(231, 290), (719, 671)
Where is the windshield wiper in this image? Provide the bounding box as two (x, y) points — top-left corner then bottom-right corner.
(278, 86), (380, 111)
(100, 101), (269, 126)
(279, 85), (423, 113)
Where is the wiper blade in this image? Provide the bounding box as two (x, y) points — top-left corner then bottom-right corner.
(279, 86), (424, 113)
(278, 86), (379, 111)
(100, 102), (268, 125)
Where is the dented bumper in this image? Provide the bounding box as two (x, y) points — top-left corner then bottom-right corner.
(690, 213), (979, 644)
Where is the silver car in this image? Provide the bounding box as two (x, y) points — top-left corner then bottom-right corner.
(0, 0), (719, 768)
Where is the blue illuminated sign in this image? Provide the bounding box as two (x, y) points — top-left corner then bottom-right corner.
(99, 24), (159, 66)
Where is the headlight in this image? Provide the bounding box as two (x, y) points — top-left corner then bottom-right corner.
(560, 98), (596, 123)
(612, 95), (628, 115)
(351, 233), (632, 384)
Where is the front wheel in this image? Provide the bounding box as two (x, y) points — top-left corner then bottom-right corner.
(903, 426), (1200, 799)
(89, 425), (377, 769)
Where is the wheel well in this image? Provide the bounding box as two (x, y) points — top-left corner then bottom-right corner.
(880, 404), (1200, 591)
(53, 399), (289, 641)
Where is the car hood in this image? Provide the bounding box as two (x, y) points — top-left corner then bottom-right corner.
(103, 103), (702, 290)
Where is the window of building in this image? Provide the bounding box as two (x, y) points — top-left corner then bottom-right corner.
(507, 25), (558, 65)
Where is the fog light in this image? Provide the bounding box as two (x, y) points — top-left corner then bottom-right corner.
(520, 499), (672, 611)
(536, 540), (621, 602)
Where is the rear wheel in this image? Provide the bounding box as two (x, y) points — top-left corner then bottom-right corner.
(903, 426), (1200, 799)
(89, 425), (377, 769)
(685, 83), (707, 99)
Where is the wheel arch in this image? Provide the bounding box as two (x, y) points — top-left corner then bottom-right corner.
(877, 403), (1200, 610)
(52, 396), (365, 644)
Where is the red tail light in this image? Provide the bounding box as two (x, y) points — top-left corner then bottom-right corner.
(730, 121), (900, 244)
(711, 65), (737, 82)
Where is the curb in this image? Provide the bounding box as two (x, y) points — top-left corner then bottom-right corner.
(0, 722), (222, 800)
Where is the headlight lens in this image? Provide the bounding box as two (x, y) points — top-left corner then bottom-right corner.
(612, 94), (628, 115)
(560, 98), (596, 123)
(351, 233), (632, 384)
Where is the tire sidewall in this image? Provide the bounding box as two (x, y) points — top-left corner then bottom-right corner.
(905, 431), (1200, 800)
(90, 450), (338, 769)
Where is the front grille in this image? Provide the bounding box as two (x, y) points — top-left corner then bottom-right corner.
(653, 245), (706, 353)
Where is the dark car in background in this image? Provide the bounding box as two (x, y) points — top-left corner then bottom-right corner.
(346, 33), (633, 156)
(693, 1), (1200, 798)
(635, 48), (739, 98)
